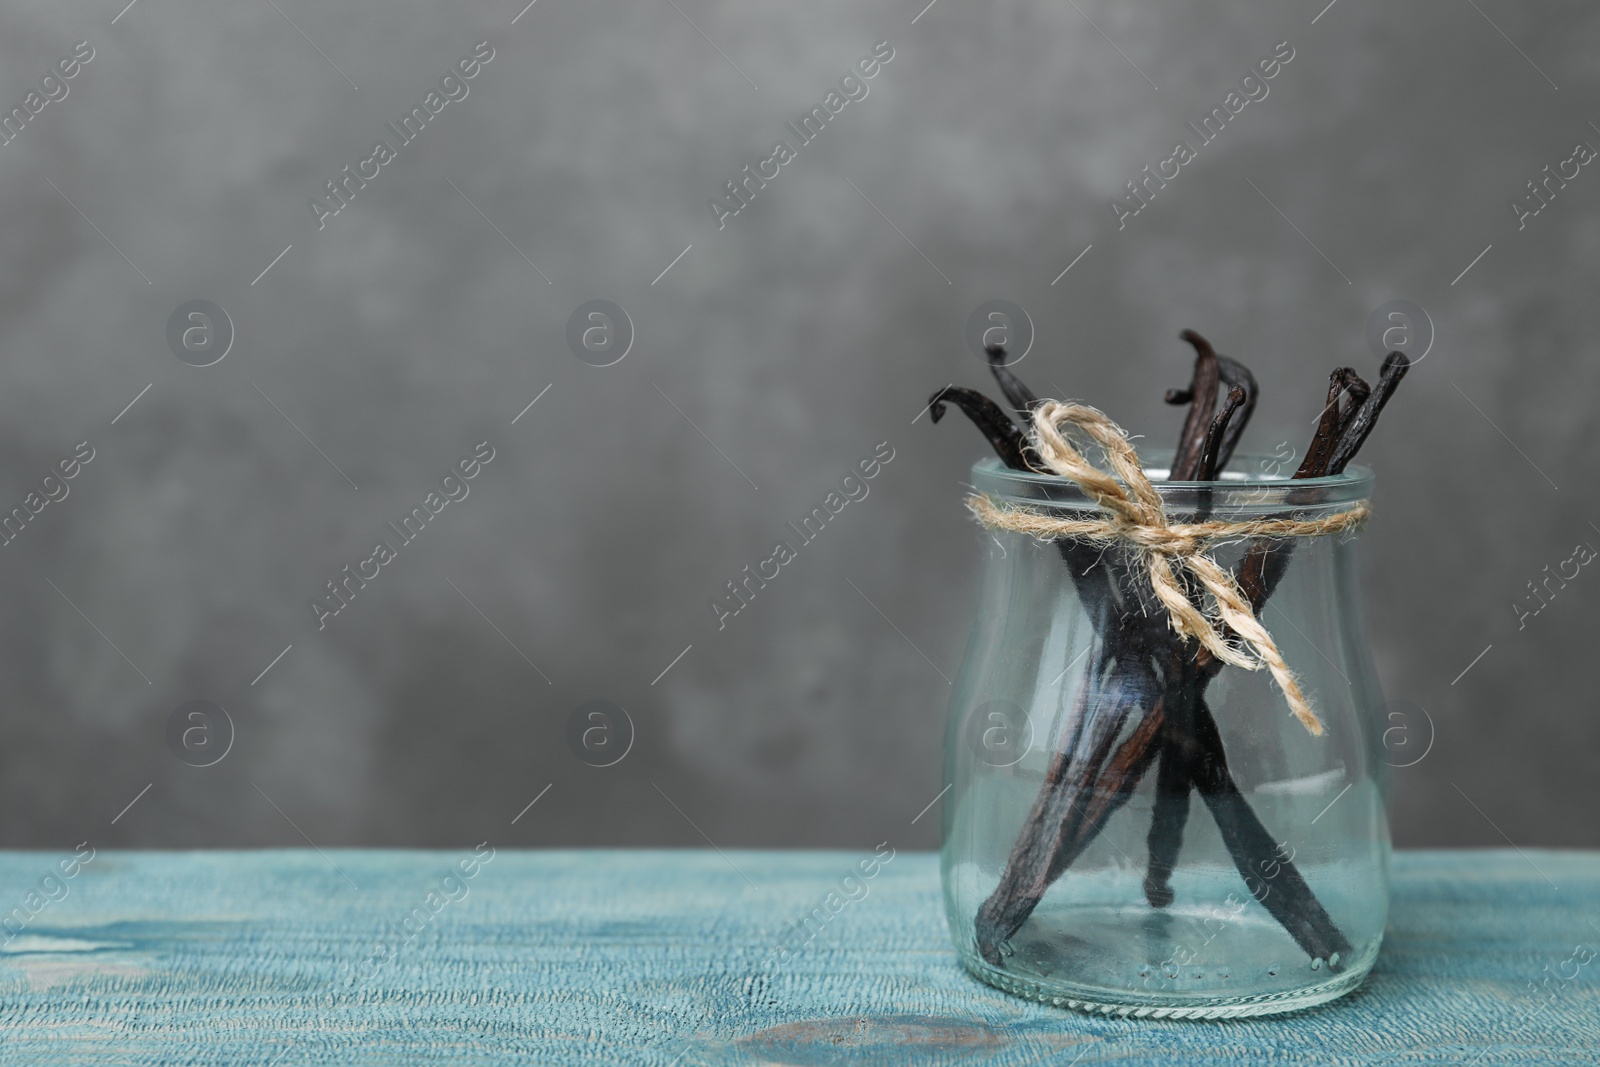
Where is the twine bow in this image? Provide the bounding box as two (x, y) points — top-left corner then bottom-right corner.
(968, 400), (1370, 736)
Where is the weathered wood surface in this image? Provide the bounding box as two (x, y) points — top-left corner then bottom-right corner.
(0, 849), (1594, 1065)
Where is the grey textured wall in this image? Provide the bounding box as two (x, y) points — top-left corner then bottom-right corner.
(0, 0), (1593, 852)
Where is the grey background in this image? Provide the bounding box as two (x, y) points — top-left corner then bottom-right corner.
(0, 0), (1592, 851)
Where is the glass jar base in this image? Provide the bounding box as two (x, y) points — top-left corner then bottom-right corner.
(957, 922), (1381, 1020)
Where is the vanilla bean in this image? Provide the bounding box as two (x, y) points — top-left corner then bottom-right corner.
(1093, 362), (1407, 928)
(976, 542), (1183, 960)
(1065, 640), (1355, 963)
(1139, 612), (1218, 911)
(950, 366), (1169, 964)
(1195, 386), (1249, 484)
(926, 380), (1134, 657)
(1189, 697), (1353, 964)
(1056, 691), (1166, 867)
(1099, 643), (1355, 960)
(1141, 709), (1194, 908)
(928, 370), (1166, 652)
(971, 367), (1257, 956)
(1338, 369), (1372, 426)
(1244, 354), (1408, 623)
(1066, 688), (1354, 963)
(926, 379), (1131, 641)
(975, 651), (1161, 964)
(1144, 369), (1251, 908)
(1169, 330), (1222, 480)
(928, 386), (1032, 471)
(985, 343), (1041, 418)
(1228, 374), (1364, 636)
(1298, 368), (1362, 479)
(1327, 352), (1410, 475)
(1134, 361), (1407, 926)
(1212, 356), (1258, 472)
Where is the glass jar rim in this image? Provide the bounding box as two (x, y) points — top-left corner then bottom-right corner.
(970, 451), (1373, 516)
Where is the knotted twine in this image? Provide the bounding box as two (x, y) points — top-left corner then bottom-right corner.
(967, 400), (1370, 737)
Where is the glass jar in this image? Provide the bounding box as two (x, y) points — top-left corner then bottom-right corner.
(942, 455), (1389, 1018)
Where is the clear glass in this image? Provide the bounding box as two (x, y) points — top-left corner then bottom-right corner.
(942, 455), (1390, 1019)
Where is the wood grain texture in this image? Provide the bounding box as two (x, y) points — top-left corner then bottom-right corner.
(0, 849), (1594, 1065)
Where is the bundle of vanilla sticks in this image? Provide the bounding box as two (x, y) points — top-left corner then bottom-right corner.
(930, 331), (1409, 969)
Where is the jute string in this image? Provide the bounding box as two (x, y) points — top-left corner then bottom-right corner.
(968, 400), (1370, 736)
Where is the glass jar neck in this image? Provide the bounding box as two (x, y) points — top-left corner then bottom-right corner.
(970, 453), (1373, 520)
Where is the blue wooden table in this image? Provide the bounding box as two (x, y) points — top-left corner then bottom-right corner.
(0, 849), (1594, 1065)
